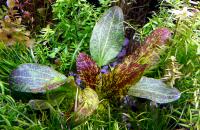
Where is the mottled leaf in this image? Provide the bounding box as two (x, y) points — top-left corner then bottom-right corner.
(128, 77), (181, 103)
(10, 63), (67, 93)
(76, 53), (100, 89)
(132, 28), (171, 66)
(90, 6), (124, 66)
(74, 87), (99, 123)
(145, 28), (171, 46)
(99, 57), (147, 100)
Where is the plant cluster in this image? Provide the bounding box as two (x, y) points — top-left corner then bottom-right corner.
(0, 1), (32, 47)
(7, 0), (52, 31)
(0, 0), (53, 47)
(0, 0), (199, 129)
(7, 6), (182, 129)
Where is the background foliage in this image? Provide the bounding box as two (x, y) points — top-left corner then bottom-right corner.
(35, 0), (109, 72)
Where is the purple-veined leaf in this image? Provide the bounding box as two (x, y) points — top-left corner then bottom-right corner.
(90, 6), (124, 66)
(10, 63), (67, 93)
(76, 53), (100, 89)
(128, 77), (181, 103)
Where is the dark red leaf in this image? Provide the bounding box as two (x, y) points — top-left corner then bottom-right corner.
(76, 53), (100, 89)
(132, 28), (171, 66)
(145, 27), (172, 46)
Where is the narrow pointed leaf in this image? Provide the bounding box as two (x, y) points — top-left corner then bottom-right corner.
(100, 57), (147, 100)
(128, 77), (181, 103)
(90, 6), (124, 66)
(10, 63), (67, 93)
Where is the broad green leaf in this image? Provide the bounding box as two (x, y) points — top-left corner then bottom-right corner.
(128, 77), (181, 103)
(90, 6), (124, 66)
(10, 63), (67, 93)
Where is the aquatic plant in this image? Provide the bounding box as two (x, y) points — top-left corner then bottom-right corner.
(9, 6), (181, 128)
(0, 0), (34, 47)
(77, 6), (180, 104)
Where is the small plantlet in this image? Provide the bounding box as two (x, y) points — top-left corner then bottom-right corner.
(162, 56), (183, 87)
(0, 0), (34, 47)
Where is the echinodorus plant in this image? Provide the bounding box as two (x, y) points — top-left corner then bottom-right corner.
(76, 6), (180, 105)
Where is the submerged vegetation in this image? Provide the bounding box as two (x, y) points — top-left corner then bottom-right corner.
(0, 0), (199, 129)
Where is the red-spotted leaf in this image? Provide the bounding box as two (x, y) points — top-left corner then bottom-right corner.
(76, 53), (100, 89)
(132, 28), (171, 65)
(99, 56), (147, 100)
(145, 27), (172, 46)
(74, 87), (99, 123)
